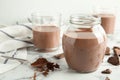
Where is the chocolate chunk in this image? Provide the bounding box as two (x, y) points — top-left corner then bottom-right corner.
(54, 63), (60, 69)
(105, 77), (110, 80)
(113, 46), (120, 50)
(47, 62), (55, 71)
(31, 58), (60, 76)
(113, 46), (120, 56)
(107, 55), (120, 65)
(105, 47), (110, 55)
(101, 69), (112, 74)
(54, 53), (64, 59)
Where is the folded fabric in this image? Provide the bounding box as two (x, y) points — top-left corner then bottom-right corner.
(0, 48), (27, 74)
(0, 60), (20, 74)
(0, 24), (31, 74)
(0, 23), (33, 52)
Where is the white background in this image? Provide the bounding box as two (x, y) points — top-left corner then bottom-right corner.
(0, 0), (120, 25)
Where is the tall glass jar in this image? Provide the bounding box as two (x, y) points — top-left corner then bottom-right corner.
(62, 14), (107, 72)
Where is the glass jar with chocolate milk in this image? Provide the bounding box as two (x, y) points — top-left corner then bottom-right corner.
(93, 7), (116, 35)
(62, 14), (107, 72)
(32, 12), (60, 51)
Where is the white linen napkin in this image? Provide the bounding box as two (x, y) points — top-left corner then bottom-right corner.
(0, 23), (33, 52)
(0, 23), (32, 74)
(0, 48), (27, 74)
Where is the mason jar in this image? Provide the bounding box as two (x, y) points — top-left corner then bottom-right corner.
(62, 14), (107, 72)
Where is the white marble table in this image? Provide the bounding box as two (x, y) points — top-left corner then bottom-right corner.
(0, 28), (120, 80)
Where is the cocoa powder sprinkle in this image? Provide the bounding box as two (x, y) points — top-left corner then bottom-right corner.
(31, 58), (60, 76)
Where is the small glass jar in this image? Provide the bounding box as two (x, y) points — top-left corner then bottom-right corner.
(32, 12), (61, 52)
(93, 7), (116, 46)
(93, 7), (116, 35)
(62, 14), (107, 72)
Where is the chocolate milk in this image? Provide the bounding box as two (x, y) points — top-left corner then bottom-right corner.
(62, 30), (106, 72)
(33, 26), (60, 51)
(98, 14), (115, 34)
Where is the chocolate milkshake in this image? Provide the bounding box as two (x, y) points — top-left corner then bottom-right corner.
(33, 26), (60, 51)
(98, 14), (116, 34)
(62, 29), (106, 72)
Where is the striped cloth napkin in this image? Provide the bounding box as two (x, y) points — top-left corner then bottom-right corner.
(0, 23), (33, 52)
(0, 23), (33, 74)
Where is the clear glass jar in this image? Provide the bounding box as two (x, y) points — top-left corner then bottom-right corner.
(93, 7), (116, 35)
(62, 14), (107, 72)
(32, 12), (61, 52)
(93, 7), (116, 46)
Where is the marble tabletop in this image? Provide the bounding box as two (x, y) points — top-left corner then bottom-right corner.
(0, 29), (120, 80)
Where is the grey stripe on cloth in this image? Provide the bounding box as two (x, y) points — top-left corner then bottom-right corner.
(14, 39), (33, 44)
(19, 24), (32, 30)
(0, 30), (33, 44)
(27, 18), (32, 23)
(3, 50), (17, 64)
(0, 51), (11, 54)
(0, 51), (5, 54)
(0, 30), (14, 38)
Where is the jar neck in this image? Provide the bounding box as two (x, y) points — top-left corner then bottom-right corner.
(69, 14), (101, 27)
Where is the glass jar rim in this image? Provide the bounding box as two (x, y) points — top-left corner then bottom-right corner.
(69, 14), (101, 25)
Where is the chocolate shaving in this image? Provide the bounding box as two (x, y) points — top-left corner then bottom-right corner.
(107, 55), (120, 66)
(105, 47), (110, 55)
(101, 69), (112, 74)
(105, 77), (110, 80)
(33, 72), (36, 80)
(113, 46), (120, 56)
(31, 58), (60, 76)
(54, 53), (64, 59)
